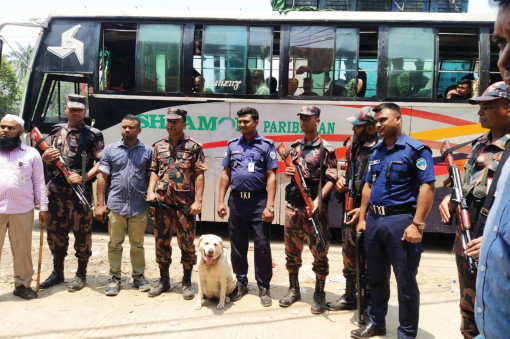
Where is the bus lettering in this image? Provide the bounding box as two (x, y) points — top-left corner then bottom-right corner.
(197, 116), (218, 131)
(214, 80), (242, 90)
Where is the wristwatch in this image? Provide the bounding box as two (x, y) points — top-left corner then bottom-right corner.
(266, 206), (275, 213)
(412, 221), (426, 231)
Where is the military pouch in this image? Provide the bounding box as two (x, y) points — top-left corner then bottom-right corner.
(285, 183), (322, 207)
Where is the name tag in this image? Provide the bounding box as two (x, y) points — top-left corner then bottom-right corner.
(370, 159), (380, 165)
(248, 162), (255, 173)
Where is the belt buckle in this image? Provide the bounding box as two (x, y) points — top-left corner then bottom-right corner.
(377, 205), (385, 216)
(240, 191), (250, 199)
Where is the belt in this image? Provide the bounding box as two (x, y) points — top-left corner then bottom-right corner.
(231, 189), (267, 200)
(369, 203), (414, 216)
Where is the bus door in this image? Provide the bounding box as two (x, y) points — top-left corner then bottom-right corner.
(30, 73), (90, 133)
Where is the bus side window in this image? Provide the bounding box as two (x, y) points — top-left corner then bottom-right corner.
(136, 24), (182, 93)
(437, 28), (478, 100)
(248, 26), (273, 96)
(289, 26), (335, 97)
(387, 27), (434, 99)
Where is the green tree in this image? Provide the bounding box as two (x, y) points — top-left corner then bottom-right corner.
(0, 58), (19, 117)
(8, 43), (33, 87)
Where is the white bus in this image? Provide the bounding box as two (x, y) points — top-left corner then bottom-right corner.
(2, 9), (498, 231)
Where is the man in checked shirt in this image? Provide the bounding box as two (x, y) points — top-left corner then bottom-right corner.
(0, 114), (49, 299)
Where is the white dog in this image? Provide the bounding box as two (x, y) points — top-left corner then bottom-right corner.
(194, 234), (236, 310)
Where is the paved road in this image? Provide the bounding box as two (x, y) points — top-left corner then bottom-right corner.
(0, 222), (461, 338)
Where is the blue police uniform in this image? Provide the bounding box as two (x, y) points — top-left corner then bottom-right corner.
(364, 133), (435, 339)
(221, 133), (278, 289)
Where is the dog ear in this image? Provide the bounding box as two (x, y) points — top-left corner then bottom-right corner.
(197, 235), (204, 248)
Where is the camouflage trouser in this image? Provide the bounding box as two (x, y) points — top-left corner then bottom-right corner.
(154, 206), (196, 270)
(284, 204), (330, 279)
(47, 192), (93, 260)
(456, 254), (479, 339)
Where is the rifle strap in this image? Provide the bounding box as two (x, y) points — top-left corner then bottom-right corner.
(473, 139), (510, 237)
(440, 136), (481, 161)
(318, 139), (324, 216)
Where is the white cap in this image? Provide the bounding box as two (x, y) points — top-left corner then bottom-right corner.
(2, 114), (25, 129)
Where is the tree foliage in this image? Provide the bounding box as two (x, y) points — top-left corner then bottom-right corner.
(0, 58), (19, 117)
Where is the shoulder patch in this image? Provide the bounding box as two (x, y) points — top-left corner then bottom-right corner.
(416, 158), (427, 171)
(270, 151), (277, 160)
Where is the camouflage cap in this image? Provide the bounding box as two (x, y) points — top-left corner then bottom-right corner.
(469, 81), (510, 104)
(297, 105), (321, 117)
(166, 108), (187, 120)
(66, 94), (86, 109)
(346, 106), (376, 126)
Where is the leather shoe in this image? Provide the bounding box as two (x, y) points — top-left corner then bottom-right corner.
(351, 322), (386, 338)
(229, 284), (248, 301)
(13, 285), (37, 300)
(259, 288), (272, 307)
(105, 277), (121, 296)
(133, 275), (151, 292)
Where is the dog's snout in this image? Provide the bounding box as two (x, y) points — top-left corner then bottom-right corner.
(207, 248), (214, 255)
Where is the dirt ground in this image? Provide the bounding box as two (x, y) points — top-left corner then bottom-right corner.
(0, 218), (462, 339)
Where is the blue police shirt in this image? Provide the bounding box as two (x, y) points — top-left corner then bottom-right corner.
(366, 133), (435, 206)
(475, 159), (510, 338)
(221, 134), (278, 192)
(99, 140), (152, 217)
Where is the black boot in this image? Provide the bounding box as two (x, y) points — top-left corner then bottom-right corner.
(148, 264), (170, 297)
(279, 273), (301, 307)
(182, 268), (194, 300)
(326, 279), (357, 311)
(68, 260), (87, 292)
(311, 279), (326, 314)
(40, 256), (65, 289)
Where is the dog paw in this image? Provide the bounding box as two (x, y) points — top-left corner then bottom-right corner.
(225, 296), (231, 304)
(194, 301), (202, 310)
(217, 302), (225, 310)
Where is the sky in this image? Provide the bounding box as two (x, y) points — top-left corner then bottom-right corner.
(0, 0), (498, 55)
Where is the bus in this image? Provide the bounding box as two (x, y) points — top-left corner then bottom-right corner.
(3, 9), (498, 232)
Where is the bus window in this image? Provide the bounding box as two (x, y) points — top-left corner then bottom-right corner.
(359, 29), (378, 98)
(331, 28), (359, 97)
(387, 27), (434, 98)
(489, 30), (504, 93)
(100, 24), (136, 91)
(202, 25), (248, 94)
(437, 28), (478, 100)
(248, 27), (273, 95)
(136, 24), (183, 93)
(289, 26), (335, 97)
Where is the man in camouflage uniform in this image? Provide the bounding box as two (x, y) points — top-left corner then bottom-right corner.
(326, 107), (378, 314)
(439, 82), (510, 339)
(147, 108), (206, 299)
(279, 105), (338, 314)
(40, 94), (104, 292)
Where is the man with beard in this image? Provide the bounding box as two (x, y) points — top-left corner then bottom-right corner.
(327, 107), (378, 317)
(40, 94), (104, 292)
(0, 114), (49, 299)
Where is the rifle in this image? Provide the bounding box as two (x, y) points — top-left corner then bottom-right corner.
(355, 231), (367, 325)
(440, 140), (477, 274)
(29, 127), (93, 211)
(276, 143), (326, 249)
(343, 137), (356, 239)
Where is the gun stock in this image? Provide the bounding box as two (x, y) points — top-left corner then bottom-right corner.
(440, 140), (477, 273)
(29, 127), (93, 211)
(276, 143), (326, 249)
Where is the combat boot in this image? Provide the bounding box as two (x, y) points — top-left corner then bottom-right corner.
(182, 268), (194, 300)
(311, 279), (327, 314)
(148, 264), (170, 297)
(68, 260), (87, 292)
(326, 279), (357, 311)
(40, 256), (65, 289)
(279, 273), (301, 307)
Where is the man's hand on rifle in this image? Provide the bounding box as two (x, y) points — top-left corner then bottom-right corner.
(284, 166), (296, 178)
(308, 197), (319, 215)
(41, 148), (60, 163)
(67, 172), (82, 185)
(346, 208), (360, 225)
(356, 219), (366, 233)
(94, 205), (107, 222)
(39, 211), (50, 224)
(335, 175), (347, 193)
(438, 194), (452, 224)
(465, 236), (483, 260)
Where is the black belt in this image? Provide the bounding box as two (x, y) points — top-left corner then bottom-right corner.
(369, 203), (415, 216)
(231, 189), (267, 200)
